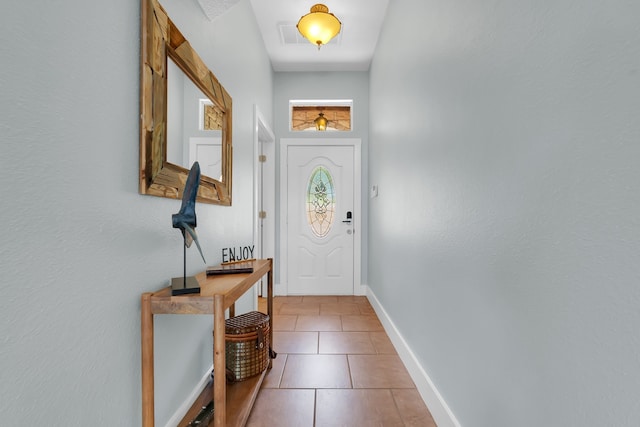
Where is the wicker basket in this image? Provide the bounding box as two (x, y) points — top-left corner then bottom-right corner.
(222, 311), (272, 382)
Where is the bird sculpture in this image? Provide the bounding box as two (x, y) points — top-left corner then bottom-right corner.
(171, 162), (206, 295)
(172, 161), (206, 263)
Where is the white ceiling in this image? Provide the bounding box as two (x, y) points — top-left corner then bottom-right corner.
(197, 0), (390, 72)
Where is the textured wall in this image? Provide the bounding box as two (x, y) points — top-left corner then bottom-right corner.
(0, 0), (272, 425)
(368, 0), (640, 425)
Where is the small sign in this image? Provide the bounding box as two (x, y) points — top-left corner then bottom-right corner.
(222, 245), (255, 263)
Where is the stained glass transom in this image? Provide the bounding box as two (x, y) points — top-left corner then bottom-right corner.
(306, 166), (335, 238)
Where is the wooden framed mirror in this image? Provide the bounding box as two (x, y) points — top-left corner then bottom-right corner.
(140, 0), (232, 205)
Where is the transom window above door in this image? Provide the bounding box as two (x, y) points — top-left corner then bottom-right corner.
(290, 100), (353, 132)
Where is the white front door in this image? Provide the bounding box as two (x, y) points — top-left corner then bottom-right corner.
(286, 143), (356, 295)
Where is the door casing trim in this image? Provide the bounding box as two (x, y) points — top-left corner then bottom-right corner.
(253, 105), (275, 302)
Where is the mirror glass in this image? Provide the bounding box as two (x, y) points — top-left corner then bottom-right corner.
(166, 58), (222, 181)
(140, 0), (233, 205)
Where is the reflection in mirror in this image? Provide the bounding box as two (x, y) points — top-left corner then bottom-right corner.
(166, 58), (222, 181)
(140, 0), (233, 205)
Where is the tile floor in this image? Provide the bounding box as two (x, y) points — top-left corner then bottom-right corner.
(247, 296), (437, 427)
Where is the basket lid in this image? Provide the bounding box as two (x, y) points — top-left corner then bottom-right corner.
(225, 311), (270, 334)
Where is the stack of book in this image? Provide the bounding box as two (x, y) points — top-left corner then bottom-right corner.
(206, 259), (255, 276)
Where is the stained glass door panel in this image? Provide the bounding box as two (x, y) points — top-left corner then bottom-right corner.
(306, 166), (336, 238)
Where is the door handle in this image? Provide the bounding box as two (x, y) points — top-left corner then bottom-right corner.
(342, 211), (352, 223)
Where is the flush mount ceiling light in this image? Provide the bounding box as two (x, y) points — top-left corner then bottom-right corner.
(297, 4), (341, 50)
(314, 112), (328, 131)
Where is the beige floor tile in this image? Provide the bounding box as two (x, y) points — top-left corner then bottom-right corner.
(349, 355), (415, 388)
(341, 314), (384, 331)
(392, 389), (438, 427)
(255, 297), (435, 427)
(246, 388), (315, 427)
(274, 296), (303, 305)
(320, 302), (361, 315)
(279, 302), (320, 315)
(295, 315), (342, 331)
(370, 331), (397, 354)
(280, 354), (352, 388)
(271, 296), (301, 314)
(273, 314), (297, 331)
(357, 303), (376, 315)
(261, 354), (286, 388)
(336, 295), (369, 304)
(273, 331), (318, 354)
(316, 389), (404, 427)
(302, 295), (339, 304)
(319, 331), (376, 354)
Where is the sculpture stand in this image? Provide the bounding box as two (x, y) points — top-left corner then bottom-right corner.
(171, 237), (201, 296)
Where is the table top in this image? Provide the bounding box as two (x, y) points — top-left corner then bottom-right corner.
(144, 258), (272, 314)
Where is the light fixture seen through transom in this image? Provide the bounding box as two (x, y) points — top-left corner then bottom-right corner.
(296, 4), (341, 50)
(314, 113), (328, 131)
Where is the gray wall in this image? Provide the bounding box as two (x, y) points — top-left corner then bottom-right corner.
(0, 0), (273, 425)
(368, 0), (640, 426)
(273, 71), (370, 286)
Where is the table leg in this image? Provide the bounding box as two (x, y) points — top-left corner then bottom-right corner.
(141, 293), (154, 427)
(267, 258), (273, 369)
(213, 294), (226, 427)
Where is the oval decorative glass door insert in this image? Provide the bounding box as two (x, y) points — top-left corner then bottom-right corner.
(306, 166), (335, 238)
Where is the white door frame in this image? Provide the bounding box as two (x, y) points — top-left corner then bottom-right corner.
(253, 105), (275, 300)
(279, 138), (363, 296)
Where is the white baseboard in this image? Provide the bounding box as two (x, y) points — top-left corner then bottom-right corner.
(355, 283), (368, 296)
(274, 282), (368, 296)
(164, 365), (213, 427)
(274, 282), (286, 296)
(366, 289), (461, 427)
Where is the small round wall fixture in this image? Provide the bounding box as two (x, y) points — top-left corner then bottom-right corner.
(297, 4), (342, 49)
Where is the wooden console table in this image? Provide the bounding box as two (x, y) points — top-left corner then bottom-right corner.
(141, 258), (273, 427)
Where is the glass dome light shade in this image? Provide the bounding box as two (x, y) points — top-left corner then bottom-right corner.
(297, 4), (342, 48)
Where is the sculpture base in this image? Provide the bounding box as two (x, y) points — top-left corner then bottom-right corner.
(171, 276), (200, 295)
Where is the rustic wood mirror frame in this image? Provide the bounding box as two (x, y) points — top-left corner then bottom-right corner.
(140, 0), (232, 205)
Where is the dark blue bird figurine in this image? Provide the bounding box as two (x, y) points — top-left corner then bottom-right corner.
(172, 162), (206, 263)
